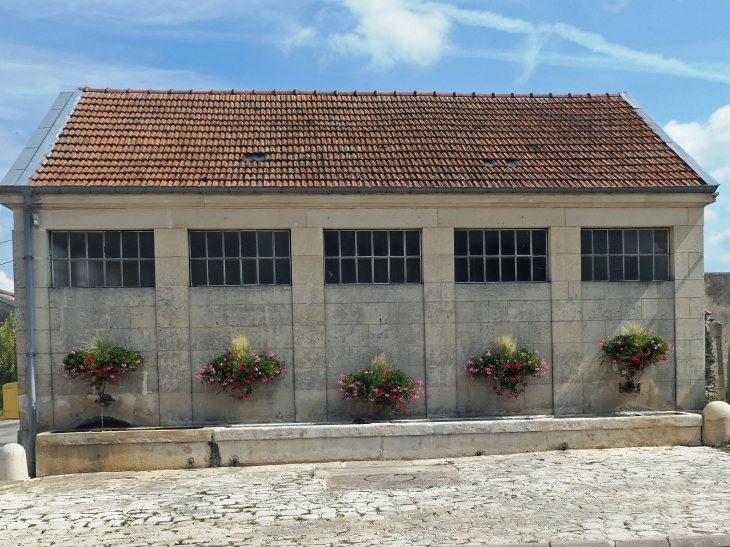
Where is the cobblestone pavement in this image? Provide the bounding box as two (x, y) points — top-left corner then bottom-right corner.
(1, 446), (729, 547)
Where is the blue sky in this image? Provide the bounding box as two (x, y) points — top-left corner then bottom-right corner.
(0, 0), (728, 290)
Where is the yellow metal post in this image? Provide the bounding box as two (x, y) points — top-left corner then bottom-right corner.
(2, 382), (18, 419)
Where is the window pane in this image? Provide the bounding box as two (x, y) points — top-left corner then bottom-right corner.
(241, 232), (257, 257)
(609, 256), (623, 281)
(580, 230), (592, 255)
(105, 231), (121, 258)
(374, 258), (389, 283)
(639, 256), (653, 281)
(324, 231), (340, 257)
(340, 231), (356, 257)
(581, 256), (593, 281)
(52, 232), (68, 259)
(87, 232), (103, 258)
(122, 232), (139, 259)
(389, 231), (404, 256)
(654, 229), (668, 254)
(406, 258), (421, 283)
(533, 257), (547, 282)
(357, 232), (372, 257)
(654, 255), (669, 280)
(225, 259), (240, 285)
(190, 232), (207, 258)
(624, 230), (638, 254)
(106, 261), (122, 286)
(593, 230), (608, 255)
(71, 260), (88, 287)
(53, 260), (70, 287)
(608, 230), (623, 254)
(639, 230), (653, 254)
(89, 260), (104, 287)
(516, 231), (531, 255)
(207, 260), (224, 285)
(624, 256), (639, 280)
(258, 259), (274, 284)
(140, 260), (155, 287)
(594, 256), (608, 281)
(341, 259), (356, 283)
(139, 232), (155, 259)
(70, 233), (86, 259)
(532, 230), (547, 256)
(500, 257), (515, 282)
(455, 258), (469, 283)
(501, 231), (515, 255)
(357, 258), (372, 283)
(123, 260), (139, 287)
(257, 232), (273, 257)
(191, 260), (208, 286)
(373, 231), (388, 256)
(275, 259), (291, 285)
(485, 231), (499, 255)
(390, 258), (405, 283)
(406, 231), (420, 256)
(516, 257), (531, 281)
(454, 230), (468, 256)
(205, 232), (222, 258)
(274, 232), (290, 258)
(485, 258), (500, 282)
(469, 257), (484, 283)
(324, 259), (340, 284)
(224, 232), (240, 257)
(468, 231), (483, 256)
(242, 259), (257, 284)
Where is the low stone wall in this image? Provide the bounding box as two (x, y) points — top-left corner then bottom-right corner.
(35, 412), (702, 476)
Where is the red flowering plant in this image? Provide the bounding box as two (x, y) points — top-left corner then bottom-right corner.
(198, 336), (285, 400)
(599, 322), (674, 385)
(61, 335), (144, 400)
(338, 353), (423, 416)
(463, 335), (547, 399)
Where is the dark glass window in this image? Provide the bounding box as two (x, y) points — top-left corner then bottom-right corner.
(189, 230), (291, 286)
(50, 231), (155, 288)
(324, 230), (421, 285)
(581, 228), (670, 282)
(454, 229), (548, 283)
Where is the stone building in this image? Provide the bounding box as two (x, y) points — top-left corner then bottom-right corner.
(0, 89), (718, 446)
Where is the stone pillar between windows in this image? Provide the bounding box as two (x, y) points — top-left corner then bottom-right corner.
(154, 228), (192, 425)
(291, 228), (327, 422)
(422, 228), (457, 417)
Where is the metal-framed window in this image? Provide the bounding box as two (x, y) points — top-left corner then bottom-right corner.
(581, 228), (670, 282)
(50, 231), (155, 288)
(454, 229), (548, 283)
(324, 230), (421, 284)
(189, 231), (291, 286)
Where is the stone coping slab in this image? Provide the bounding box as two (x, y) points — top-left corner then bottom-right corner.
(467, 537), (730, 547)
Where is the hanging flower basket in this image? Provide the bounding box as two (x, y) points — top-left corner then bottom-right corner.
(198, 335), (286, 399)
(464, 335), (548, 399)
(338, 353), (423, 416)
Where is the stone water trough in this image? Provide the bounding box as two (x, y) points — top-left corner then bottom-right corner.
(36, 411), (702, 476)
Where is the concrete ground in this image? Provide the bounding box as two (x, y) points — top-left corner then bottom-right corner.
(0, 446), (729, 547)
(0, 419), (18, 447)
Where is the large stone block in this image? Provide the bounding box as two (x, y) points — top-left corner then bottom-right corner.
(291, 255), (324, 285)
(291, 228), (323, 257)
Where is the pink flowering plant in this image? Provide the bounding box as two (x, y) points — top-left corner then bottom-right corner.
(61, 335), (144, 395)
(338, 353), (423, 415)
(198, 335), (285, 400)
(463, 335), (547, 399)
(599, 322), (673, 383)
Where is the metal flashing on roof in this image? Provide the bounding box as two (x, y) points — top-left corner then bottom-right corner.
(620, 92), (719, 188)
(0, 90), (83, 186)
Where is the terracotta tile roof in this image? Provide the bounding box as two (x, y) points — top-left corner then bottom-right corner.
(28, 89), (707, 189)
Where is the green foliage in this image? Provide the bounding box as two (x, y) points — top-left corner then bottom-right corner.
(0, 313), (17, 408)
(198, 341), (285, 400)
(599, 323), (674, 382)
(61, 339), (144, 394)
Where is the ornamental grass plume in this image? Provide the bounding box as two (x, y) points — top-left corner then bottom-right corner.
(620, 321), (650, 345)
(82, 334), (112, 360)
(369, 352), (390, 375)
(229, 335), (253, 364)
(494, 334), (517, 362)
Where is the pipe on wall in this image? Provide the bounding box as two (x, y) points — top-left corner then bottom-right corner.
(22, 187), (37, 477)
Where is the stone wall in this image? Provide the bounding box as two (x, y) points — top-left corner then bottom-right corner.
(5, 191), (712, 441)
(705, 272), (730, 399)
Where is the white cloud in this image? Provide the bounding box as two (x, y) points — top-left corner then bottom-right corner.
(284, 26), (317, 49)
(0, 271), (12, 293)
(706, 209), (719, 221)
(600, 0), (628, 14)
(329, 0), (450, 68)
